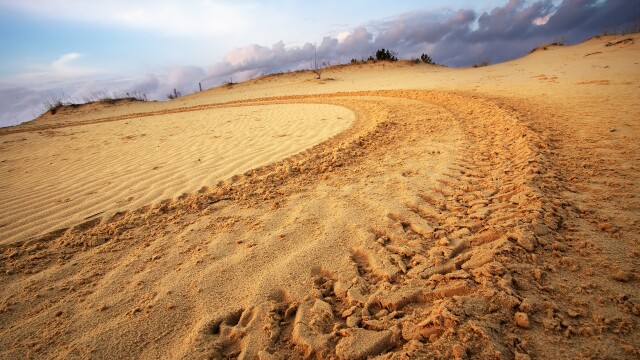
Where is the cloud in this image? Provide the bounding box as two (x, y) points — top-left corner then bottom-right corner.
(2, 53), (103, 88)
(0, 87), (46, 127)
(203, 41), (318, 84)
(0, 0), (266, 38)
(533, 14), (551, 26)
(49, 53), (100, 78)
(51, 52), (82, 70)
(144, 66), (206, 99)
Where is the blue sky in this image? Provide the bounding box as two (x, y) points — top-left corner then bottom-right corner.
(0, 0), (637, 126)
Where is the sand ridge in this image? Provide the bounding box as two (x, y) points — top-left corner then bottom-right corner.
(0, 34), (639, 359)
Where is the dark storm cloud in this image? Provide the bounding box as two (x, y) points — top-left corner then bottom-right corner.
(543, 0), (639, 38)
(469, 0), (555, 41)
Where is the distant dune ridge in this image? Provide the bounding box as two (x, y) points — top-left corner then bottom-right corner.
(0, 34), (639, 359)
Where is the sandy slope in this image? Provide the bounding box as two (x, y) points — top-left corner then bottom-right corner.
(0, 34), (639, 359)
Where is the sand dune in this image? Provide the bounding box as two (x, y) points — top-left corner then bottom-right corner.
(0, 104), (352, 245)
(0, 34), (639, 359)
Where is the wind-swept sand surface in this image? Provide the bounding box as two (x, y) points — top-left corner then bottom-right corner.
(1, 34), (639, 359)
(0, 104), (352, 244)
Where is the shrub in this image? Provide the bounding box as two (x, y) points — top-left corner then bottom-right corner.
(604, 37), (634, 47)
(420, 53), (435, 64)
(83, 89), (148, 104)
(529, 37), (565, 53)
(41, 88), (147, 117)
(375, 48), (398, 61)
(99, 92), (126, 104)
(472, 60), (490, 68)
(42, 96), (66, 115)
(127, 90), (148, 102)
(222, 78), (236, 88)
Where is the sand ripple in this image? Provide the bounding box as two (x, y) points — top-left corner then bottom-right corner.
(0, 104), (353, 245)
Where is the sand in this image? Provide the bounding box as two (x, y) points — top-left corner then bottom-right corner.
(0, 34), (639, 359)
(0, 103), (352, 245)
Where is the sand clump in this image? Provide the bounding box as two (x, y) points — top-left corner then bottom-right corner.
(0, 34), (639, 359)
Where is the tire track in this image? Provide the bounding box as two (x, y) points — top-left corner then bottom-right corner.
(282, 91), (558, 358)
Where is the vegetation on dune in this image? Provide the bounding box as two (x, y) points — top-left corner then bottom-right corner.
(529, 36), (566, 53)
(42, 95), (66, 115)
(351, 50), (437, 65)
(375, 48), (398, 61)
(420, 53), (435, 64)
(41, 89), (148, 116)
(91, 90), (148, 104)
(473, 60), (490, 68)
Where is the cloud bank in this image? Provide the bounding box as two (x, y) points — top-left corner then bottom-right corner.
(0, 64), (206, 127)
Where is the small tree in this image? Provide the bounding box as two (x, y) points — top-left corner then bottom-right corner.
(311, 48), (322, 79)
(420, 53), (435, 64)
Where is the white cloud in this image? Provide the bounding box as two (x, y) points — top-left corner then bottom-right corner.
(49, 53), (98, 77)
(1, 53), (103, 88)
(51, 52), (82, 68)
(532, 14), (551, 25)
(336, 31), (352, 42)
(0, 0), (265, 38)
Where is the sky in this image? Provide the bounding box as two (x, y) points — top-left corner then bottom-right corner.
(0, 0), (638, 127)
